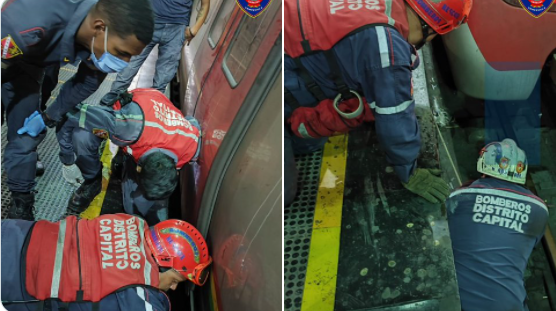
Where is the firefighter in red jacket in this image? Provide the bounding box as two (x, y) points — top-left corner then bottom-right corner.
(57, 89), (201, 224)
(284, 0), (472, 205)
(1, 214), (212, 311)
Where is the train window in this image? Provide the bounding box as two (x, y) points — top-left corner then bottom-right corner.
(207, 0), (237, 49)
(221, 1), (280, 87)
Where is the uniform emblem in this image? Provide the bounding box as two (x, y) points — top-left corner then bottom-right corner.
(93, 128), (108, 139)
(236, 0), (273, 18)
(499, 157), (509, 169)
(1, 35), (23, 59)
(516, 161), (525, 173)
(519, 0), (556, 18)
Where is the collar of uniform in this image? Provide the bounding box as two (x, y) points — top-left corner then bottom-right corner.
(59, 0), (98, 66)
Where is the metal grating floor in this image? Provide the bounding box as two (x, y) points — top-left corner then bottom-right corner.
(1, 64), (117, 221)
(284, 150), (323, 311)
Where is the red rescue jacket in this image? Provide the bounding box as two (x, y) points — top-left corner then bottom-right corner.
(25, 214), (160, 303)
(284, 0), (410, 58)
(115, 89), (199, 169)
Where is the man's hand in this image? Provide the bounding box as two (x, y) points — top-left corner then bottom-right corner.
(17, 111), (46, 137)
(185, 27), (195, 45)
(402, 168), (450, 203)
(62, 164), (84, 187)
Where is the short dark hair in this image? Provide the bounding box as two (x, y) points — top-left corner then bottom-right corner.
(97, 0), (154, 45)
(138, 152), (178, 200)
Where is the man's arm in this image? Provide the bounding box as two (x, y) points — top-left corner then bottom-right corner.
(185, 0), (210, 43)
(45, 61), (107, 122)
(65, 102), (144, 147)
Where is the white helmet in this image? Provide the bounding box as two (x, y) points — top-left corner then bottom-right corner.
(477, 139), (527, 184)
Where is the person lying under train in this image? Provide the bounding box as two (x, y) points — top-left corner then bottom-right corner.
(56, 89), (201, 225)
(283, 0), (473, 206)
(2, 0), (155, 221)
(446, 139), (548, 311)
(1, 214), (212, 311)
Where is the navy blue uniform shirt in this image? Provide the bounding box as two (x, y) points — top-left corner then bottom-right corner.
(447, 177), (548, 311)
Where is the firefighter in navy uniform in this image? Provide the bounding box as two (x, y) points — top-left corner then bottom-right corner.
(1, 215), (212, 311)
(447, 139), (549, 311)
(283, 0), (473, 205)
(58, 89), (201, 225)
(1, 0), (155, 220)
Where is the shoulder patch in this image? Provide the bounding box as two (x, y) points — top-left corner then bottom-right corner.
(1, 35), (23, 59)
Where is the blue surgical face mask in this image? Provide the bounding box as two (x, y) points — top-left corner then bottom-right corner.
(90, 27), (129, 73)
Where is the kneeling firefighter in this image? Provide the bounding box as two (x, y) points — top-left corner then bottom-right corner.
(283, 0), (473, 205)
(57, 89), (201, 224)
(447, 139), (548, 311)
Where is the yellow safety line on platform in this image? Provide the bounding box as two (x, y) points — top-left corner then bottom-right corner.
(80, 140), (117, 219)
(302, 134), (348, 311)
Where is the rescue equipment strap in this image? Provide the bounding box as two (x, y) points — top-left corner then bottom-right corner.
(284, 88), (300, 110)
(323, 50), (352, 100)
(293, 58), (327, 102)
(296, 0), (312, 54)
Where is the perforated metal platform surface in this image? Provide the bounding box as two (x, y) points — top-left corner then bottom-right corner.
(284, 150), (323, 311)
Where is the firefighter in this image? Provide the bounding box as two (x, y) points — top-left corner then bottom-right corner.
(1, 214), (212, 311)
(283, 0), (472, 205)
(447, 139), (548, 311)
(1, 0), (155, 220)
(57, 89), (200, 225)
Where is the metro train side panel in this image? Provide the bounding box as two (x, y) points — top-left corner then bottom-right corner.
(174, 1), (282, 310)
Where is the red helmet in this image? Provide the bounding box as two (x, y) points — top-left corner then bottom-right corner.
(405, 0), (473, 35)
(145, 219), (212, 286)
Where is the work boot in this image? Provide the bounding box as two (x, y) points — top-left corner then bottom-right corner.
(67, 174), (102, 213)
(8, 192), (36, 220)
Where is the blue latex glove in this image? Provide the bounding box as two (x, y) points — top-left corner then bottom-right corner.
(17, 111), (46, 137)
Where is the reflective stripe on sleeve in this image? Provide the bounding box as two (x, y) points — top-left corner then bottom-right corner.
(136, 287), (154, 311)
(376, 26), (390, 68)
(369, 100), (412, 115)
(79, 105), (89, 128)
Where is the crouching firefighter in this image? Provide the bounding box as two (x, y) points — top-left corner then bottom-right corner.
(57, 88), (201, 224)
(283, 0), (473, 205)
(1, 214), (213, 311)
(447, 139), (548, 311)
